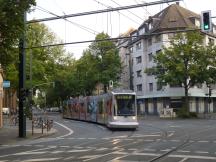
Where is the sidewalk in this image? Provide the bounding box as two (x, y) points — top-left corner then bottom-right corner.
(0, 115), (57, 145)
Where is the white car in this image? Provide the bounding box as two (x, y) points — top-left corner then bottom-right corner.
(2, 107), (9, 115)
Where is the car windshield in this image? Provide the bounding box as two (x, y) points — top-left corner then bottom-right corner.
(115, 94), (136, 116)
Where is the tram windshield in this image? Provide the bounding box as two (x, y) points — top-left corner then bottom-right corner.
(115, 94), (136, 116)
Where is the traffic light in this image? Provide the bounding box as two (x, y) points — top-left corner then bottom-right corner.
(201, 11), (212, 32)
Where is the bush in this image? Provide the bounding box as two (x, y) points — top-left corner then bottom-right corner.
(176, 107), (197, 118)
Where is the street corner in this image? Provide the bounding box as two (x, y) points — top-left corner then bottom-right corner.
(26, 127), (57, 139)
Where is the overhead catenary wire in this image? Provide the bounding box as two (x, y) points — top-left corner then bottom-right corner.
(109, 0), (145, 21)
(26, 28), (200, 49)
(93, 0), (141, 25)
(27, 0), (182, 23)
(35, 6), (99, 35)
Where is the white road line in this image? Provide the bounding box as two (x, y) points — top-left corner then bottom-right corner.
(68, 149), (91, 152)
(179, 157), (188, 162)
(195, 151), (209, 154)
(198, 141), (209, 143)
(22, 158), (61, 162)
(169, 154), (216, 160)
(170, 140), (180, 142)
(161, 149), (171, 152)
(177, 150), (190, 153)
(0, 147), (53, 158)
(51, 151), (64, 154)
(63, 156), (75, 160)
(54, 121), (74, 138)
(15, 151), (47, 155)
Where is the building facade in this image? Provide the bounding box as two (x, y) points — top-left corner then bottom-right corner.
(118, 3), (216, 115)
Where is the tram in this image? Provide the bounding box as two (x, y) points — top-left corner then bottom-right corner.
(63, 89), (139, 129)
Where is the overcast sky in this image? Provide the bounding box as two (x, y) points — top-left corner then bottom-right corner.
(27, 0), (216, 59)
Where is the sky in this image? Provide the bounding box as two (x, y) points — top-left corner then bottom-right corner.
(27, 0), (216, 59)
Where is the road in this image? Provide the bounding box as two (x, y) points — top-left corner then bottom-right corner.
(0, 114), (216, 162)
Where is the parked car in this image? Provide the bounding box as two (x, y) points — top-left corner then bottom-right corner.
(2, 107), (9, 115)
(50, 107), (60, 112)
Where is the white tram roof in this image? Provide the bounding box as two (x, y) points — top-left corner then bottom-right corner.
(111, 89), (136, 95)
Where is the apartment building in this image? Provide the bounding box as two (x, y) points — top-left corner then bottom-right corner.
(118, 3), (216, 115)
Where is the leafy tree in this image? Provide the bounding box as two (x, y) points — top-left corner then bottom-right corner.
(25, 22), (75, 108)
(89, 32), (122, 92)
(145, 31), (216, 113)
(0, 0), (36, 69)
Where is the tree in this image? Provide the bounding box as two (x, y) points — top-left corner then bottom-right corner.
(89, 32), (122, 92)
(25, 22), (75, 107)
(145, 31), (216, 113)
(0, 0), (36, 69)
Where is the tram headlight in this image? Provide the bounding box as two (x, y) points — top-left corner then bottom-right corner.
(132, 116), (136, 120)
(113, 116), (117, 120)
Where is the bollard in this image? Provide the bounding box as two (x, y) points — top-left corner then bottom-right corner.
(42, 120), (43, 134)
(32, 118), (34, 135)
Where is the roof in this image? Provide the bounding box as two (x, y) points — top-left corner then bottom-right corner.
(141, 4), (200, 33)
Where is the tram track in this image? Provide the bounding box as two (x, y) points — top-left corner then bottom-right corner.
(147, 123), (216, 162)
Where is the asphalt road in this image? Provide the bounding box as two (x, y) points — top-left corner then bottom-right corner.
(0, 113), (216, 162)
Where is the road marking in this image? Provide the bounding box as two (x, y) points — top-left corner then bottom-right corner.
(161, 149), (171, 152)
(95, 147), (108, 151)
(51, 151), (64, 154)
(35, 145), (44, 147)
(132, 134), (161, 138)
(63, 156), (75, 160)
(143, 139), (154, 142)
(14, 151), (47, 155)
(87, 138), (96, 140)
(68, 149), (91, 152)
(143, 148), (156, 152)
(198, 141), (209, 143)
(22, 158), (61, 162)
(179, 157), (188, 162)
(0, 147), (53, 158)
(54, 121), (74, 138)
(168, 131), (175, 137)
(169, 154), (216, 160)
(170, 140), (180, 142)
(177, 150), (190, 153)
(195, 151), (209, 154)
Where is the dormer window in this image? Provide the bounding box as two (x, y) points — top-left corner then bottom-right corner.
(148, 22), (152, 30)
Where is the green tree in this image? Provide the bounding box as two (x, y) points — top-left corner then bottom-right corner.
(25, 22), (75, 107)
(89, 32), (121, 92)
(0, 0), (36, 69)
(145, 31), (216, 113)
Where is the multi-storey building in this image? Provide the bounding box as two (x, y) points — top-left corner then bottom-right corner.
(118, 3), (216, 115)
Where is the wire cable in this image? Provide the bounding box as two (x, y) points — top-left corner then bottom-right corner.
(36, 6), (99, 35)
(109, 0), (145, 21)
(93, 0), (140, 25)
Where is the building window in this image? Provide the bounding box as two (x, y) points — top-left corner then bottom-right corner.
(149, 83), (153, 91)
(136, 42), (141, 50)
(136, 56), (142, 64)
(157, 82), (162, 90)
(129, 46), (133, 53)
(137, 84), (142, 91)
(136, 70), (142, 77)
(155, 35), (161, 43)
(148, 38), (152, 46)
(148, 53), (153, 62)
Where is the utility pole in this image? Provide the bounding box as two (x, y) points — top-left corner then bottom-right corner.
(19, 12), (26, 138)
